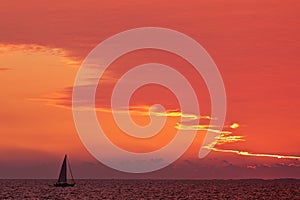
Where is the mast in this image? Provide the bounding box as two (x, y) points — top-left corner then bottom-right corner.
(58, 155), (67, 183)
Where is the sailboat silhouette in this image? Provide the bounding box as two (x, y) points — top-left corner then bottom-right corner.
(54, 155), (75, 187)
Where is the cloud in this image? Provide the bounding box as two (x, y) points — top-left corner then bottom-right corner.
(0, 43), (80, 67)
(0, 67), (11, 71)
(230, 123), (239, 129)
(0, 43), (63, 55)
(199, 126), (300, 161)
(175, 122), (244, 146)
(194, 123), (300, 161)
(150, 109), (214, 121)
(207, 147), (300, 161)
(287, 163), (300, 167)
(29, 86), (74, 109)
(247, 165), (257, 169)
(31, 89), (215, 121)
(175, 122), (240, 131)
(31, 85), (300, 163)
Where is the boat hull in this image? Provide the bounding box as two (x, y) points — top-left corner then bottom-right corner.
(54, 182), (75, 187)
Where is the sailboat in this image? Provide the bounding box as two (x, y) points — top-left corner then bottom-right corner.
(54, 155), (75, 187)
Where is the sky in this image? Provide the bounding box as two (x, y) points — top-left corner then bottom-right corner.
(0, 0), (299, 179)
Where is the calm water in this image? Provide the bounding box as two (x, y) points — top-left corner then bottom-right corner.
(0, 179), (299, 199)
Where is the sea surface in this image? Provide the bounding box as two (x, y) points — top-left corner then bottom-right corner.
(0, 179), (299, 199)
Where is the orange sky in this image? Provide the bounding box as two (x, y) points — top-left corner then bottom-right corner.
(0, 0), (299, 179)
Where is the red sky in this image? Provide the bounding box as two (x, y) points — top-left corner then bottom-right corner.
(0, 0), (299, 179)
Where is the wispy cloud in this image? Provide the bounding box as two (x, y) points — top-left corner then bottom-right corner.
(199, 125), (300, 161)
(209, 147), (300, 161)
(30, 89), (300, 162)
(175, 123), (239, 133)
(0, 67), (11, 71)
(0, 43), (64, 56)
(214, 131), (245, 145)
(0, 43), (81, 67)
(176, 119), (300, 161)
(247, 165), (257, 169)
(150, 111), (213, 121)
(31, 92), (215, 122)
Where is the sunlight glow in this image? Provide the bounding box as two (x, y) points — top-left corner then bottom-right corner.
(207, 147), (300, 161)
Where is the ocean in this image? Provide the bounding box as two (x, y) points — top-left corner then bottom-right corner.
(0, 179), (299, 199)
